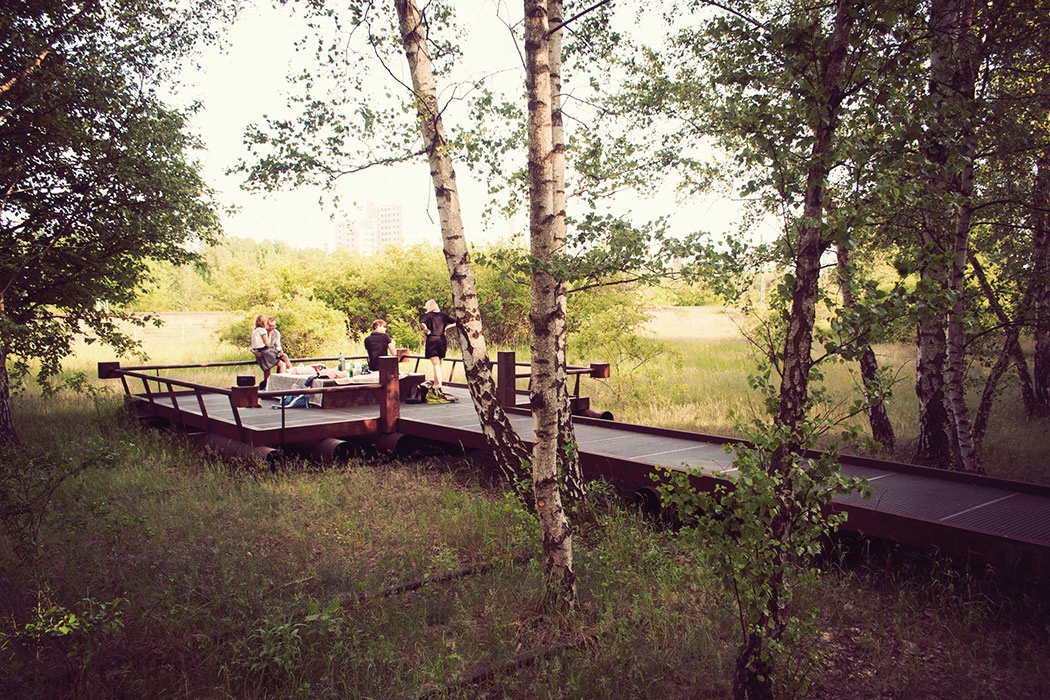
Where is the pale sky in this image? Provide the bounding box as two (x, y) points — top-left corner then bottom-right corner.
(176, 1), (758, 252)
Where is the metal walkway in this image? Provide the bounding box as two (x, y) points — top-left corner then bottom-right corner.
(399, 385), (1050, 578)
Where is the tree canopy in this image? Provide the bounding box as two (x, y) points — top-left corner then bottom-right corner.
(0, 0), (229, 441)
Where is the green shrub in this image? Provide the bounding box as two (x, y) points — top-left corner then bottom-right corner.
(218, 296), (347, 357)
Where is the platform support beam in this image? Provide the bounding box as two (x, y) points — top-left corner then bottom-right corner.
(497, 351), (517, 408)
(379, 355), (400, 433)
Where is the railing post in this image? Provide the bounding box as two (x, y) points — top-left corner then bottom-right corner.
(497, 351), (516, 409)
(589, 362), (610, 378)
(98, 361), (120, 379)
(378, 355), (399, 433)
(230, 385), (259, 409)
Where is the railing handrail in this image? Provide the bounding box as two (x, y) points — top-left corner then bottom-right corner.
(115, 368), (234, 396)
(115, 367), (391, 399)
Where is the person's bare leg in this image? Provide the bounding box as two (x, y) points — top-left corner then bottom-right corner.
(430, 356), (443, 387)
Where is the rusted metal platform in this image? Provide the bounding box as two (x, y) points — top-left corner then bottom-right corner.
(102, 353), (1050, 579)
(399, 386), (1050, 577)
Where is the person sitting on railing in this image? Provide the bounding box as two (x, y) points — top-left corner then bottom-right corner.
(250, 314), (288, 387)
(363, 318), (396, 371)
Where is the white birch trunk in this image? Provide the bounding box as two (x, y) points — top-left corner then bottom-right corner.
(548, 0), (585, 501)
(525, 0), (575, 605)
(393, 0), (530, 481)
(929, 0), (981, 472)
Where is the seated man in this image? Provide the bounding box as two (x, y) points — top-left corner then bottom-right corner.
(363, 318), (396, 371)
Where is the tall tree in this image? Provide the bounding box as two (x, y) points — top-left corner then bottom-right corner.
(524, 0), (576, 604)
(914, 0), (981, 472)
(628, 0), (876, 694)
(835, 243), (897, 451)
(548, 0), (586, 503)
(0, 0), (225, 444)
(391, 0), (532, 482)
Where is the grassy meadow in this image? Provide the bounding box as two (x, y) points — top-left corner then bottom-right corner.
(2, 308), (1050, 698)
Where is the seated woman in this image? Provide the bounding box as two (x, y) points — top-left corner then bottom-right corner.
(250, 314), (286, 386)
(265, 316), (292, 371)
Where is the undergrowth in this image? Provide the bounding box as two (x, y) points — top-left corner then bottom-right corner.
(1, 390), (1048, 698)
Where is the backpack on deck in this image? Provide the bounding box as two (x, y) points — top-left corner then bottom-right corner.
(272, 393), (311, 409)
(406, 381), (428, 404)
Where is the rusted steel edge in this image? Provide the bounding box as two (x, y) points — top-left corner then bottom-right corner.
(357, 555), (533, 603)
(413, 635), (593, 700)
(486, 406), (1050, 499)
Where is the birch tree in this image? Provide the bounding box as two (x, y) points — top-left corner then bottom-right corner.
(633, 0), (876, 694)
(524, 0), (576, 603)
(391, 0), (532, 482)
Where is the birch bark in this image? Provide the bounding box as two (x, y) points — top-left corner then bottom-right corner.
(393, 0), (530, 480)
(548, 0), (585, 502)
(919, 0), (981, 472)
(525, 0), (576, 605)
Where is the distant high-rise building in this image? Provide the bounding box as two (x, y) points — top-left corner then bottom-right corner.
(333, 203), (404, 255)
(334, 216), (371, 255)
(367, 203), (404, 252)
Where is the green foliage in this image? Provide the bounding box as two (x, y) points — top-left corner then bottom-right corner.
(135, 238), (538, 347)
(218, 296), (347, 358)
(0, 0), (228, 438)
(568, 284), (667, 371)
(657, 419), (870, 697)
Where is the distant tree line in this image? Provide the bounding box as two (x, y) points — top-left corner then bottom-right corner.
(131, 236), (717, 356)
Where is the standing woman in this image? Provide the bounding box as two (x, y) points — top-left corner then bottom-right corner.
(418, 299), (455, 389)
(250, 314), (280, 386)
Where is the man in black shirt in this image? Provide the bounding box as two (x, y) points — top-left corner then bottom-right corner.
(418, 299), (455, 389)
(363, 319), (396, 371)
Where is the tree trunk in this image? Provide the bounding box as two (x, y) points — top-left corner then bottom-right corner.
(1033, 151), (1050, 408)
(914, 310), (954, 464)
(393, 0), (530, 481)
(913, 0), (980, 470)
(525, 0), (576, 607)
(0, 336), (18, 447)
(970, 255), (1037, 448)
(835, 244), (896, 450)
(738, 4), (853, 698)
(926, 0), (981, 472)
(548, 0), (585, 503)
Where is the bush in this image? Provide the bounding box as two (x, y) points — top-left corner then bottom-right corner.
(218, 296), (347, 358)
